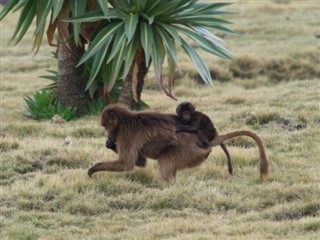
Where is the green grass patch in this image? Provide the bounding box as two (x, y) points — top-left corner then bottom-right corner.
(229, 56), (261, 79)
(224, 97), (247, 105)
(303, 220), (320, 232)
(71, 127), (103, 138)
(271, 201), (320, 221)
(246, 112), (281, 126)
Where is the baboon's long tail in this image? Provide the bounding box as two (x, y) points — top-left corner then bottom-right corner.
(210, 130), (269, 181)
(220, 143), (233, 175)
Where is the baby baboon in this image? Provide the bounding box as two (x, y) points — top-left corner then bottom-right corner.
(88, 104), (269, 181)
(106, 137), (117, 152)
(176, 102), (233, 174)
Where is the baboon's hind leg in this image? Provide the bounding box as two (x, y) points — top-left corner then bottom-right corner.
(135, 155), (147, 167)
(158, 159), (177, 181)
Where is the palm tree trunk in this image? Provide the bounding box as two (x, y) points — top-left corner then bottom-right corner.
(118, 44), (148, 109)
(57, 40), (90, 115)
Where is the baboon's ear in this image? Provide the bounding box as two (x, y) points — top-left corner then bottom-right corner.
(190, 103), (195, 112)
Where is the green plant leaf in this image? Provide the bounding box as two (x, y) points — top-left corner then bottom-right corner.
(154, 25), (178, 65)
(140, 22), (153, 66)
(33, 0), (53, 52)
(206, 24), (237, 34)
(40, 75), (57, 82)
(86, 42), (111, 90)
(111, 0), (131, 12)
(132, 0), (146, 12)
(167, 54), (176, 94)
(152, 28), (177, 100)
(173, 16), (232, 25)
(156, 22), (181, 45)
(148, 0), (182, 17)
(24, 89), (77, 121)
(107, 27), (126, 63)
(97, 0), (109, 15)
(11, 1), (36, 45)
(12, 0), (28, 12)
(0, 0), (19, 20)
(107, 40), (126, 91)
(34, 0), (53, 35)
(145, 0), (161, 14)
(78, 21), (123, 66)
(122, 32), (139, 79)
(124, 13), (138, 42)
(157, 0), (195, 17)
(191, 2), (233, 14)
(65, 10), (107, 22)
(106, 74), (123, 102)
(86, 97), (106, 115)
(69, 0), (87, 44)
(176, 25), (233, 60)
(181, 38), (212, 86)
(152, 28), (165, 82)
(52, 0), (64, 22)
(193, 27), (225, 43)
(141, 13), (154, 24)
(72, 9), (123, 22)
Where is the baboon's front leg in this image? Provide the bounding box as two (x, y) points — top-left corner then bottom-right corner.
(88, 160), (134, 177)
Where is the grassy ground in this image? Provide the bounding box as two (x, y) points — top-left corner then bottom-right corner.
(1, 1), (320, 239)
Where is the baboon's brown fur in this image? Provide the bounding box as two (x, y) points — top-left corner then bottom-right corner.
(88, 104), (269, 181)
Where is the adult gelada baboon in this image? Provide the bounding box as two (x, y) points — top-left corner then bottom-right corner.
(88, 104), (269, 181)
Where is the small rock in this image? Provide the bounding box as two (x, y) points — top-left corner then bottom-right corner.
(51, 115), (65, 124)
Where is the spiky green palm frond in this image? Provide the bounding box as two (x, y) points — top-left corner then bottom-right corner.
(70, 0), (235, 97)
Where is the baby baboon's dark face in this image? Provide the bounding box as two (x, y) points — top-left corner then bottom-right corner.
(176, 102), (195, 123)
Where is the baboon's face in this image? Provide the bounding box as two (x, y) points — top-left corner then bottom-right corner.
(181, 110), (192, 123)
(176, 102), (195, 123)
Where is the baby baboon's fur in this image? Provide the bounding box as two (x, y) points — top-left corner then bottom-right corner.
(176, 102), (233, 174)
